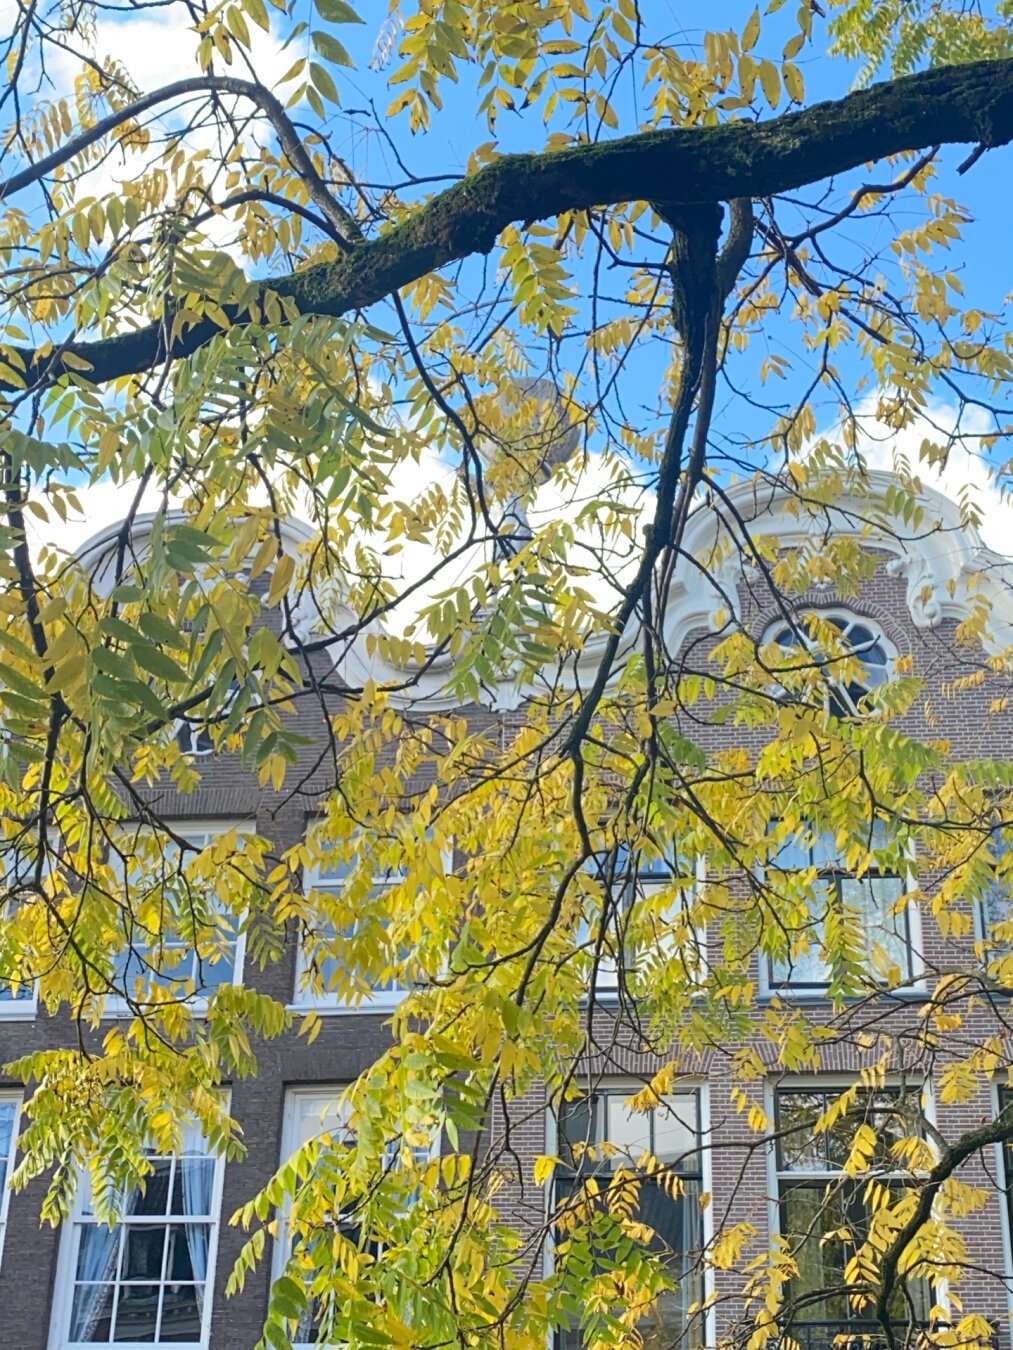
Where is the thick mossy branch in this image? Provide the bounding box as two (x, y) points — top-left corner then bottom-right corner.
(4, 56), (1013, 394)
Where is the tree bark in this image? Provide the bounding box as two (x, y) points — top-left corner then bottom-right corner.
(4, 56), (1012, 394)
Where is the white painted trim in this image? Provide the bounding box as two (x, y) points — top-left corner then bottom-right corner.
(0, 986), (38, 1019)
(66, 476), (1013, 713)
(47, 1114), (229, 1350)
(990, 1081), (1013, 1323)
(0, 1090), (23, 1274)
(101, 820), (253, 1020)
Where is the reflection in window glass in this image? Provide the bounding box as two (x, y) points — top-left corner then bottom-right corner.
(555, 1086), (704, 1349)
(767, 611), (891, 718)
(109, 827), (243, 1007)
(774, 1086), (930, 1338)
(0, 1096), (21, 1271)
(766, 825), (911, 991)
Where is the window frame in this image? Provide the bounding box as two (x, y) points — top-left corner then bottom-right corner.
(992, 1082), (1013, 1321)
(101, 821), (250, 1020)
(0, 1091), (23, 1273)
(291, 834), (449, 1015)
(764, 1076), (937, 1339)
(544, 1077), (714, 1350)
(271, 1084), (439, 1349)
(763, 608), (896, 719)
(47, 1121), (227, 1350)
(577, 849), (709, 999)
(759, 824), (921, 999)
(973, 824), (1013, 979)
(1, 850), (40, 1019)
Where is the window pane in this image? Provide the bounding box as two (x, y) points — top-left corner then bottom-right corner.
(158, 1283), (204, 1342)
(606, 1096), (652, 1164)
(653, 1096), (699, 1168)
(133, 1158), (174, 1216)
(777, 1092), (830, 1171)
(70, 1283), (116, 1342)
(120, 1225), (167, 1281)
(0, 1101), (15, 1189)
(178, 1154), (215, 1217)
(780, 1184), (850, 1323)
(75, 1224), (121, 1284)
(293, 1094), (353, 1150)
(112, 1283), (160, 1341)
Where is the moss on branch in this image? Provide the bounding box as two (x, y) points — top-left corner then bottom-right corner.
(5, 56), (1013, 394)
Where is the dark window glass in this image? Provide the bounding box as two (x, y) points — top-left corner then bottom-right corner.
(774, 1087), (931, 1339)
(554, 1087), (704, 1349)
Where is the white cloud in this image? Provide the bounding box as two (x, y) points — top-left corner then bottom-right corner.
(805, 397), (1013, 556)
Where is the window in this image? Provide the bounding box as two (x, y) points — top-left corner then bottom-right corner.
(295, 838), (444, 1011)
(106, 824), (245, 1013)
(578, 849), (706, 995)
(772, 1084), (931, 1339)
(766, 610), (892, 717)
(976, 825), (1013, 978)
(175, 677), (241, 758)
(0, 1093), (22, 1271)
(765, 824), (913, 992)
(997, 1088), (1013, 1289)
(274, 1087), (436, 1348)
(50, 1124), (224, 1349)
(553, 1083), (705, 1349)
(1, 847), (38, 1017)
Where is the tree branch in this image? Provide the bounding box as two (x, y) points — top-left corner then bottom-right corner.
(3, 56), (1011, 394)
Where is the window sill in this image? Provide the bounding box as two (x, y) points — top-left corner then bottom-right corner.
(100, 998), (212, 1019)
(758, 983), (926, 1004)
(0, 1001), (37, 1020)
(288, 995), (407, 1016)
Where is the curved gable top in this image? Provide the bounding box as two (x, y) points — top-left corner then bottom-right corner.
(661, 470), (1013, 660)
(74, 510), (316, 597)
(70, 474), (1013, 707)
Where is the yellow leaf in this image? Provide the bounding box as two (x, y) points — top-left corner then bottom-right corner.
(742, 7), (761, 52)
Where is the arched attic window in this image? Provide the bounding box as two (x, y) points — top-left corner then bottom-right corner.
(764, 609), (894, 717)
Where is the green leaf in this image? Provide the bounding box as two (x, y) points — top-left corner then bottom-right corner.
(311, 29), (353, 67)
(313, 0), (363, 22)
(132, 643), (191, 685)
(309, 61), (340, 103)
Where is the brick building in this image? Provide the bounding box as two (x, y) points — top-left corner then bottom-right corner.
(3, 471), (1013, 1350)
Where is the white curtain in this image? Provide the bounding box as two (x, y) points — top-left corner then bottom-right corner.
(69, 1176), (132, 1343)
(180, 1123), (213, 1315)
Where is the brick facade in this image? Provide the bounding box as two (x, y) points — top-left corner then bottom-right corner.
(5, 478), (1013, 1348)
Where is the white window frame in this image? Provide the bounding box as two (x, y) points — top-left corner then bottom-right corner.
(757, 826), (923, 1000)
(1, 851), (40, 1019)
(972, 825), (1013, 976)
(0, 1091), (23, 1272)
(544, 1077), (713, 1349)
(764, 1075), (940, 1335)
(991, 1081), (1013, 1321)
(578, 852), (708, 1000)
(763, 607), (896, 718)
(291, 837), (449, 1015)
(102, 821), (249, 1019)
(272, 1084), (439, 1349)
(47, 1120), (228, 1350)
(0, 959), (39, 1020)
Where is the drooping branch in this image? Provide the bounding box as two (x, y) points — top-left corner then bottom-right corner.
(0, 74), (362, 249)
(2, 56), (1012, 395)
